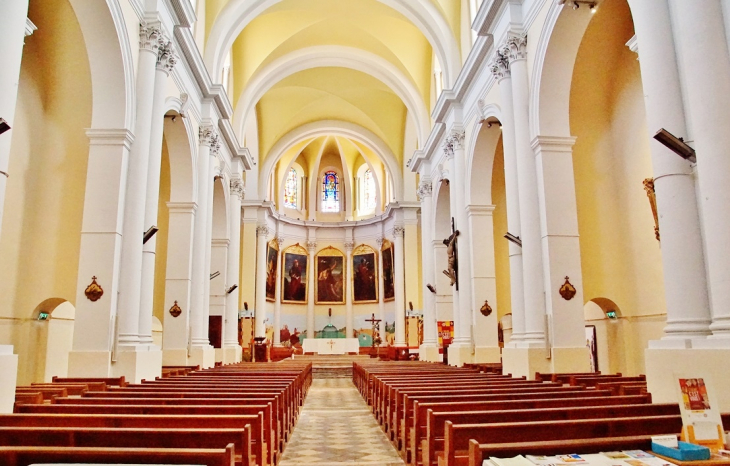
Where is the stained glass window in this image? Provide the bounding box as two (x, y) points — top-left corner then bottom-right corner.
(322, 171), (339, 212)
(284, 168), (297, 209)
(364, 169), (376, 210)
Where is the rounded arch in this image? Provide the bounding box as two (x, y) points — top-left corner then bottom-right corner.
(260, 120), (403, 202)
(162, 103), (196, 204)
(68, 0), (134, 130)
(211, 175), (230, 241)
(204, 0), (460, 91)
(279, 161), (305, 213)
(432, 177), (451, 242)
(465, 104), (503, 206)
(233, 45), (430, 146)
(530, 2), (595, 139)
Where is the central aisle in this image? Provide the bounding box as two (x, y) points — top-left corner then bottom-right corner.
(279, 378), (405, 466)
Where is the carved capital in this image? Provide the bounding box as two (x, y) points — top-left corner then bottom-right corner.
(276, 236), (285, 248)
(199, 125), (221, 155)
(376, 237), (385, 247)
(443, 138), (455, 159)
(344, 241), (355, 252)
(489, 49), (511, 80)
(393, 225), (405, 237)
(139, 23), (163, 53)
(503, 33), (527, 63)
(256, 224), (269, 237)
(450, 130), (465, 150)
(417, 180), (433, 200)
(156, 36), (178, 74)
(306, 241), (317, 253)
(230, 178), (244, 199)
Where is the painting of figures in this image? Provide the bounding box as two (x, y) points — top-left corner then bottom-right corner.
(265, 243), (278, 302)
(316, 249), (345, 304)
(353, 246), (377, 303)
(382, 241), (395, 301)
(282, 245), (308, 303)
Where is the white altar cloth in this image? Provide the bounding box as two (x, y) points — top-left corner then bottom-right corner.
(302, 338), (360, 355)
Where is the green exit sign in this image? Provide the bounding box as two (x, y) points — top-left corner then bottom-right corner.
(606, 310), (617, 320)
(37, 312), (49, 321)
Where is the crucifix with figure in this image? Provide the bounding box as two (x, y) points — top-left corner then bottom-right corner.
(365, 313), (382, 348)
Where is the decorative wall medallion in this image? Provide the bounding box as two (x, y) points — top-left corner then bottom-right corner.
(169, 301), (182, 318)
(559, 276), (577, 301)
(480, 300), (493, 317)
(84, 276), (104, 302)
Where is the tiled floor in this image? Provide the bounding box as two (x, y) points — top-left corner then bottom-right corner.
(279, 378), (405, 466)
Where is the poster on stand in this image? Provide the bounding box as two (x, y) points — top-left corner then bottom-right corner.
(674, 373), (724, 451)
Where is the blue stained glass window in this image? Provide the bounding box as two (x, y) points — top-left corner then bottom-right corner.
(284, 168), (297, 209)
(322, 171), (339, 212)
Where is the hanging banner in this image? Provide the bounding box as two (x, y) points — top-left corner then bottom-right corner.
(437, 321), (454, 347)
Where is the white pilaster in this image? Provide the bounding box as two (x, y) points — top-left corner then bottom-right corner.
(273, 236), (284, 347)
(345, 240), (355, 338)
(254, 224), (269, 340)
(376, 237), (387, 346)
(0, 346), (18, 414)
(222, 175), (243, 362)
(306, 240), (317, 340)
(443, 147), (462, 344)
(393, 225), (407, 346)
(203, 156), (218, 346)
(418, 179), (440, 361)
(0, 1), (30, 243)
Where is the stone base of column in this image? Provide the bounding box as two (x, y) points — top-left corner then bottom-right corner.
(189, 345), (215, 369)
(68, 350), (114, 378)
(446, 342), (473, 367)
(550, 346), (592, 374)
(503, 345), (590, 379)
(0, 346), (18, 414)
(162, 348), (190, 366)
(473, 346), (501, 363)
(419, 343), (441, 362)
(215, 346), (242, 364)
(113, 345), (162, 383)
(645, 347), (730, 411)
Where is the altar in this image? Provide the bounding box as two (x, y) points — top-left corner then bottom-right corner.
(302, 338), (360, 355)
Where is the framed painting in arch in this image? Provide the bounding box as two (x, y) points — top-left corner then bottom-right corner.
(585, 325), (598, 372)
(281, 244), (308, 304)
(265, 240), (279, 302)
(381, 239), (395, 302)
(352, 244), (378, 304)
(315, 246), (345, 304)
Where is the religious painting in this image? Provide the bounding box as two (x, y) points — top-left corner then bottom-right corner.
(352, 244), (378, 303)
(315, 247), (345, 304)
(381, 240), (395, 301)
(265, 241), (279, 302)
(281, 244), (308, 304)
(585, 325), (598, 372)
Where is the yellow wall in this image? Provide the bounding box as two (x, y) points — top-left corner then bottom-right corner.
(491, 139), (510, 320)
(153, 137), (172, 325)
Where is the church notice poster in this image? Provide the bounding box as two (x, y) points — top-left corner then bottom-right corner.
(316, 246), (345, 304)
(381, 240), (395, 301)
(437, 321), (454, 347)
(674, 374), (724, 451)
(353, 244), (378, 303)
(281, 244), (308, 304)
(265, 240), (279, 302)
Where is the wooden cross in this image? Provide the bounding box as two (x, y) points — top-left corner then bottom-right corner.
(327, 339), (335, 351)
(365, 313), (382, 348)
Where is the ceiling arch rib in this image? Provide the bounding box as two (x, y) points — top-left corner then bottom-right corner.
(204, 0), (460, 92)
(260, 120), (403, 202)
(233, 45), (430, 146)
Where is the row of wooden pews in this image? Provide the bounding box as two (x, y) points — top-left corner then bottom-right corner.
(354, 362), (730, 466)
(2, 361), (311, 466)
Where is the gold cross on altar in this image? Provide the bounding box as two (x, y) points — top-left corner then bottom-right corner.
(328, 339), (335, 351)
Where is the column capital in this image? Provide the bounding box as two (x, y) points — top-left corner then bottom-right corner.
(199, 125), (221, 155)
(276, 236), (285, 248)
(256, 224), (269, 237)
(442, 130), (465, 158)
(503, 33), (527, 63)
(393, 225), (405, 238)
(490, 49), (511, 80)
(156, 36), (179, 74)
(306, 240), (317, 253)
(139, 22), (163, 53)
(230, 178), (244, 200)
(344, 241), (355, 253)
(417, 180), (433, 200)
(376, 237), (385, 247)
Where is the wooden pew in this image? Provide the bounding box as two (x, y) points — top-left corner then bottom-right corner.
(440, 415), (684, 466)
(0, 444), (235, 466)
(53, 375), (127, 387)
(35, 381), (107, 392)
(423, 404), (679, 466)
(0, 425), (252, 466)
(13, 392), (43, 411)
(534, 372), (604, 383)
(570, 375), (645, 387)
(15, 386), (67, 401)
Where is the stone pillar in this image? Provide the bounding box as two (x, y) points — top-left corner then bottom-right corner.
(393, 225), (407, 346)
(629, 0), (712, 345)
(376, 237), (387, 346)
(670, 0), (730, 341)
(0, 2), (31, 242)
(489, 51), (526, 344)
(114, 23), (165, 381)
(273, 236), (284, 347)
(161, 202), (196, 366)
(189, 125), (218, 368)
(345, 241), (355, 338)
(203, 158), (218, 344)
(418, 179), (440, 361)
(443, 149), (462, 343)
(254, 224), (269, 340)
(68, 130), (133, 378)
(0, 346), (18, 413)
(222, 176), (243, 362)
(306, 240), (317, 340)
(139, 33), (178, 348)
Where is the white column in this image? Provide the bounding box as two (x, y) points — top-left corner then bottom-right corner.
(189, 125), (217, 368)
(0, 346), (18, 414)
(306, 240), (317, 339)
(629, 0), (712, 344)
(0, 2), (31, 242)
(254, 224), (269, 339)
(139, 34), (178, 347)
(418, 179), (439, 361)
(116, 23), (162, 350)
(345, 241), (355, 338)
(443, 149), (462, 340)
(504, 34), (545, 346)
(393, 225), (407, 346)
(489, 55), (526, 343)
(273, 236), (284, 346)
(376, 237), (387, 345)
(203, 158), (218, 343)
(223, 176), (243, 362)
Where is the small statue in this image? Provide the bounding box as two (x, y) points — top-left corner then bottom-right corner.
(442, 229), (459, 287)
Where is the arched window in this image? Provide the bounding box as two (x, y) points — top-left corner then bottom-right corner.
(322, 171), (340, 212)
(363, 169), (376, 211)
(284, 168), (298, 209)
